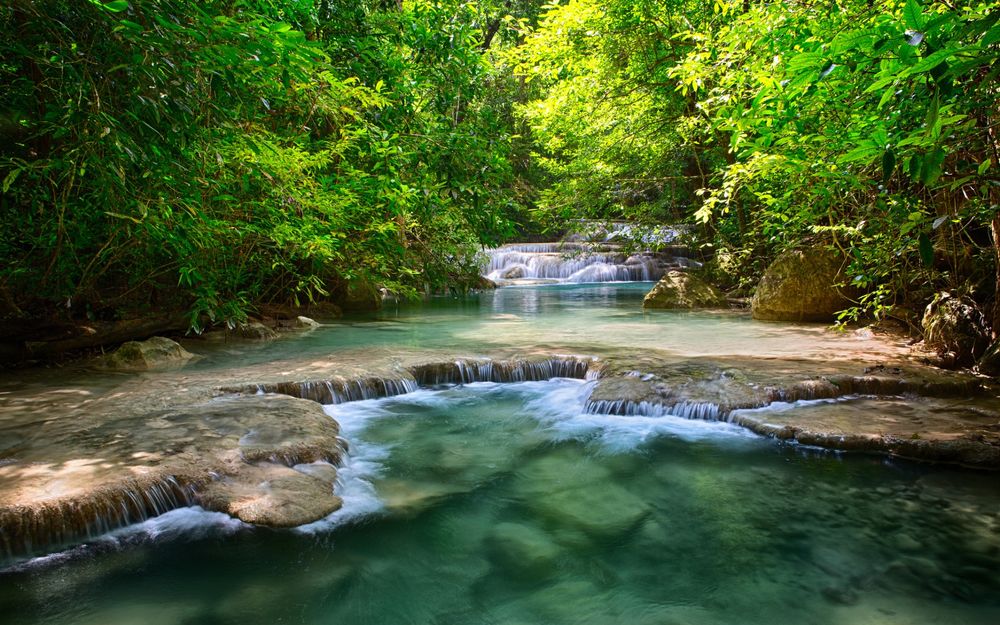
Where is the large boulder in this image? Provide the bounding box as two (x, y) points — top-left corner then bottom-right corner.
(642, 270), (727, 309)
(101, 336), (195, 370)
(236, 321), (278, 340)
(922, 292), (990, 368)
(751, 247), (851, 322)
(339, 279), (382, 312)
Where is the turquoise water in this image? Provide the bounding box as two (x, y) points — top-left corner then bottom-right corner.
(2, 378), (998, 625)
(1, 284), (998, 624)
(182, 283), (905, 369)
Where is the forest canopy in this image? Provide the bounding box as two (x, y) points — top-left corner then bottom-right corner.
(1, 0), (999, 333)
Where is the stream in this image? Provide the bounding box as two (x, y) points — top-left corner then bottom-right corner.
(0, 283), (998, 624)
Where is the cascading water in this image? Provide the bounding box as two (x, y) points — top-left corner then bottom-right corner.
(483, 222), (699, 285)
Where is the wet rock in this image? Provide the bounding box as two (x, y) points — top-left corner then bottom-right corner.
(488, 521), (561, 579)
(893, 533), (922, 552)
(922, 292), (990, 368)
(101, 336), (196, 370)
(527, 479), (650, 538)
(751, 247), (852, 322)
(236, 322), (278, 341)
(586, 376), (665, 408)
(199, 463), (342, 527)
(501, 266), (525, 280)
(377, 478), (469, 517)
(0, 394), (346, 556)
(642, 270), (728, 309)
(821, 585), (859, 606)
(293, 316), (321, 330)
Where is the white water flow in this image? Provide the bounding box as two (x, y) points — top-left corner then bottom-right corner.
(484, 222), (698, 285)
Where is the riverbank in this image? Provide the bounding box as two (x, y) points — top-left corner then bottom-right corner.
(2, 292), (998, 563)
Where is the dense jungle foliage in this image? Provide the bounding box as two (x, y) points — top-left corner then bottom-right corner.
(515, 0), (1000, 329)
(1, 0), (998, 334)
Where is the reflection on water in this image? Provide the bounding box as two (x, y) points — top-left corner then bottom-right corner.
(181, 283), (907, 372)
(2, 380), (998, 625)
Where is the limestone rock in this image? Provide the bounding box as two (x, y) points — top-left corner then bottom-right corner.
(922, 292), (990, 368)
(518, 451), (650, 539)
(102, 336), (195, 370)
(488, 521), (561, 579)
(236, 321), (278, 341)
(293, 316), (321, 330)
(642, 270), (728, 309)
(199, 463), (342, 527)
(751, 247), (851, 322)
(501, 266), (525, 280)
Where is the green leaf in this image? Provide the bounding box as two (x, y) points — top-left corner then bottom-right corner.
(921, 147), (946, 186)
(918, 232), (934, 267)
(924, 94), (939, 137)
(979, 159), (992, 175)
(984, 24), (1000, 47)
(839, 143), (881, 164)
(101, 1), (129, 12)
(882, 148), (896, 184)
(903, 0), (925, 31)
(2, 167), (21, 193)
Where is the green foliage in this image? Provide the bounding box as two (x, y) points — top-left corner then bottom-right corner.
(516, 0), (1000, 321)
(0, 0), (526, 326)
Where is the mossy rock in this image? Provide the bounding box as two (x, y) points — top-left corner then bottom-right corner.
(642, 270), (727, 309)
(339, 279), (383, 312)
(102, 336), (195, 370)
(922, 292), (990, 368)
(751, 247), (851, 322)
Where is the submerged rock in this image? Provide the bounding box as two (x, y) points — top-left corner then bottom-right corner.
(101, 336), (195, 370)
(488, 522), (562, 579)
(642, 270), (728, 309)
(751, 247), (852, 322)
(922, 292), (991, 368)
(518, 451), (650, 539)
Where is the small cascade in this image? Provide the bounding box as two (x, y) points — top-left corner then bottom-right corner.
(409, 356), (595, 386)
(585, 398), (724, 421)
(229, 357), (599, 406)
(484, 221), (699, 285)
(247, 376), (419, 405)
(0, 476), (197, 561)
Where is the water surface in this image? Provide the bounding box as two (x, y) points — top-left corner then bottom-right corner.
(2, 379), (998, 625)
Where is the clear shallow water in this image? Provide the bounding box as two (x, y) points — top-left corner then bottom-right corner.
(3, 379), (998, 625)
(182, 283), (905, 371)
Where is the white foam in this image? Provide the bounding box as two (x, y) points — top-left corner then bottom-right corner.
(3, 507), (247, 572)
(108, 506), (247, 540)
(295, 441), (388, 533)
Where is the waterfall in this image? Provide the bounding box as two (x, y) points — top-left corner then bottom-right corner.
(483, 221), (697, 285)
(1, 476), (198, 561)
(228, 357), (600, 405)
(585, 399), (724, 421)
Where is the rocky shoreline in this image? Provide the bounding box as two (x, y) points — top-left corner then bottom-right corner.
(1, 340), (998, 563)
